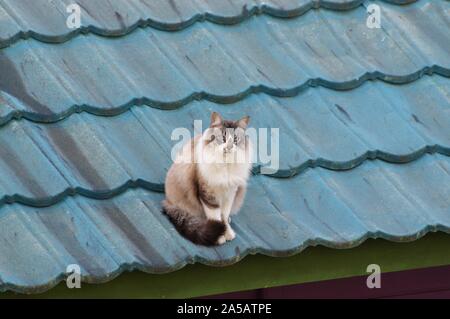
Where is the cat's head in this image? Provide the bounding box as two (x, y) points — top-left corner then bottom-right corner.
(204, 112), (250, 156)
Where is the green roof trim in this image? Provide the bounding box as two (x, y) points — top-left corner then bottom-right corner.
(3, 231), (450, 299)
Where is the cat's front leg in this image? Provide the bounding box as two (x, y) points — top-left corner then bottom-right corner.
(221, 188), (237, 241)
(224, 223), (236, 241)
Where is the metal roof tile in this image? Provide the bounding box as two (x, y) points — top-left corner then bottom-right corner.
(0, 1), (448, 126)
(0, 76), (449, 207)
(0, 0), (419, 48)
(1, 154), (449, 293)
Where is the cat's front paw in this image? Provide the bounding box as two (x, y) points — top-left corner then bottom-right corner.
(224, 226), (236, 241)
(216, 235), (227, 245)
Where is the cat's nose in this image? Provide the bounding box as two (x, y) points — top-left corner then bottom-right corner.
(226, 136), (233, 149)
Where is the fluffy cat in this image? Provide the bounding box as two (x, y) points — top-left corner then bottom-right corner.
(162, 112), (253, 246)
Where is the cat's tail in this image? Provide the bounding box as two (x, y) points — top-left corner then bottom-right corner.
(162, 201), (226, 246)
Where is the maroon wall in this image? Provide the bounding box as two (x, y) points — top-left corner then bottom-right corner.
(202, 264), (450, 299)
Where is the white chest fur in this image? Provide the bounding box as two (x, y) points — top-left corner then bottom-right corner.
(198, 162), (250, 189)
(196, 138), (252, 187)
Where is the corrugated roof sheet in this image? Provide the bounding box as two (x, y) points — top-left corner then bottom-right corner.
(0, 0), (449, 293)
(1, 0), (449, 124)
(1, 77), (450, 208)
(0, 0), (418, 48)
(2, 154), (450, 293)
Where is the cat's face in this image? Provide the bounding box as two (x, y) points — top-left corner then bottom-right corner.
(211, 123), (246, 153)
(206, 112), (250, 155)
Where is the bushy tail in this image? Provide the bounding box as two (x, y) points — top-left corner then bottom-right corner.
(162, 201), (226, 246)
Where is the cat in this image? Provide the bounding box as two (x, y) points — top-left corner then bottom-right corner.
(162, 112), (253, 246)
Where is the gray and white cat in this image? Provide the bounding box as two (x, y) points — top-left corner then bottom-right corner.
(162, 112), (253, 246)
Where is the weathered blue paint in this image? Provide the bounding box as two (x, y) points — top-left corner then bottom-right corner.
(1, 154), (450, 293)
(0, 1), (448, 126)
(0, 77), (449, 207)
(0, 0), (449, 294)
(0, 0), (419, 48)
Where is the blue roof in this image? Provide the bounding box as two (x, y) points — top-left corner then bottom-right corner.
(1, 0), (449, 124)
(0, 0), (419, 48)
(0, 0), (449, 293)
(1, 154), (450, 292)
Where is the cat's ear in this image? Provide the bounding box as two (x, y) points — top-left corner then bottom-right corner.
(237, 115), (250, 129)
(210, 112), (223, 127)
